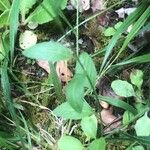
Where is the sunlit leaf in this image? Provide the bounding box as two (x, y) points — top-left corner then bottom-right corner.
(58, 136), (83, 150)
(89, 138), (106, 150)
(81, 115), (97, 139)
(23, 41), (73, 61)
(111, 80), (135, 97)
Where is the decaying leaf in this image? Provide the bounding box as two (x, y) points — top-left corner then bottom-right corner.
(56, 61), (73, 82)
(37, 60), (73, 82)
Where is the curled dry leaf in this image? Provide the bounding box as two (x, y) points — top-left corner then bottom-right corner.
(37, 60), (73, 82)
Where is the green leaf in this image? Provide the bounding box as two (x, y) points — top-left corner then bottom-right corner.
(75, 52), (97, 89)
(0, 36), (5, 61)
(111, 80), (135, 97)
(104, 27), (116, 36)
(81, 115), (97, 139)
(0, 10), (10, 27)
(9, 0), (20, 62)
(114, 21), (123, 29)
(114, 54), (150, 66)
(100, 3), (147, 71)
(130, 69), (143, 89)
(66, 74), (85, 112)
(123, 111), (135, 125)
(0, 0), (10, 11)
(135, 112), (150, 136)
(22, 41), (73, 61)
(132, 146), (145, 150)
(26, 0), (67, 24)
(53, 102), (93, 120)
(89, 138), (106, 150)
(58, 136), (83, 150)
(20, 0), (36, 16)
(98, 95), (137, 115)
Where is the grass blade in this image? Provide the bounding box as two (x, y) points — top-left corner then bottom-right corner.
(9, 0), (20, 62)
(98, 95), (137, 115)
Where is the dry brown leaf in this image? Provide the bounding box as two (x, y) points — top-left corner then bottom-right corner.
(37, 60), (73, 82)
(56, 61), (73, 82)
(101, 108), (121, 133)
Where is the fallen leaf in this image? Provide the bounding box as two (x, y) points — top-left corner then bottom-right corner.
(56, 61), (73, 82)
(37, 60), (73, 82)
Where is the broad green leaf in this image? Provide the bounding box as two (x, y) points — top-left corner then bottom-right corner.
(26, 0), (68, 24)
(132, 146), (145, 150)
(89, 138), (106, 150)
(9, 0), (20, 62)
(20, 0), (36, 16)
(135, 112), (150, 136)
(0, 10), (10, 27)
(98, 95), (137, 115)
(22, 41), (73, 61)
(104, 27), (116, 36)
(58, 136), (83, 150)
(111, 80), (135, 97)
(75, 52), (97, 89)
(66, 74), (85, 112)
(81, 115), (97, 139)
(0, 0), (10, 11)
(123, 111), (135, 125)
(114, 21), (123, 29)
(114, 54), (150, 66)
(53, 102), (93, 120)
(130, 69), (143, 89)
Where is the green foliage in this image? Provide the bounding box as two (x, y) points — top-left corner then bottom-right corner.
(22, 41), (73, 62)
(9, 0), (20, 62)
(89, 138), (106, 150)
(53, 102), (93, 120)
(75, 52), (97, 89)
(20, 0), (36, 16)
(123, 111), (135, 125)
(111, 80), (135, 97)
(104, 27), (116, 37)
(0, 0), (10, 11)
(130, 69), (143, 89)
(58, 136), (84, 150)
(132, 146), (145, 150)
(98, 95), (137, 115)
(81, 115), (97, 139)
(134, 112), (150, 136)
(26, 0), (68, 24)
(66, 74), (85, 112)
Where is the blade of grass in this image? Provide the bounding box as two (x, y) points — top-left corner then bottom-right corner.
(1, 60), (26, 149)
(99, 2), (147, 73)
(49, 62), (64, 101)
(9, 0), (20, 63)
(98, 95), (137, 115)
(113, 53), (150, 66)
(19, 111), (32, 150)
